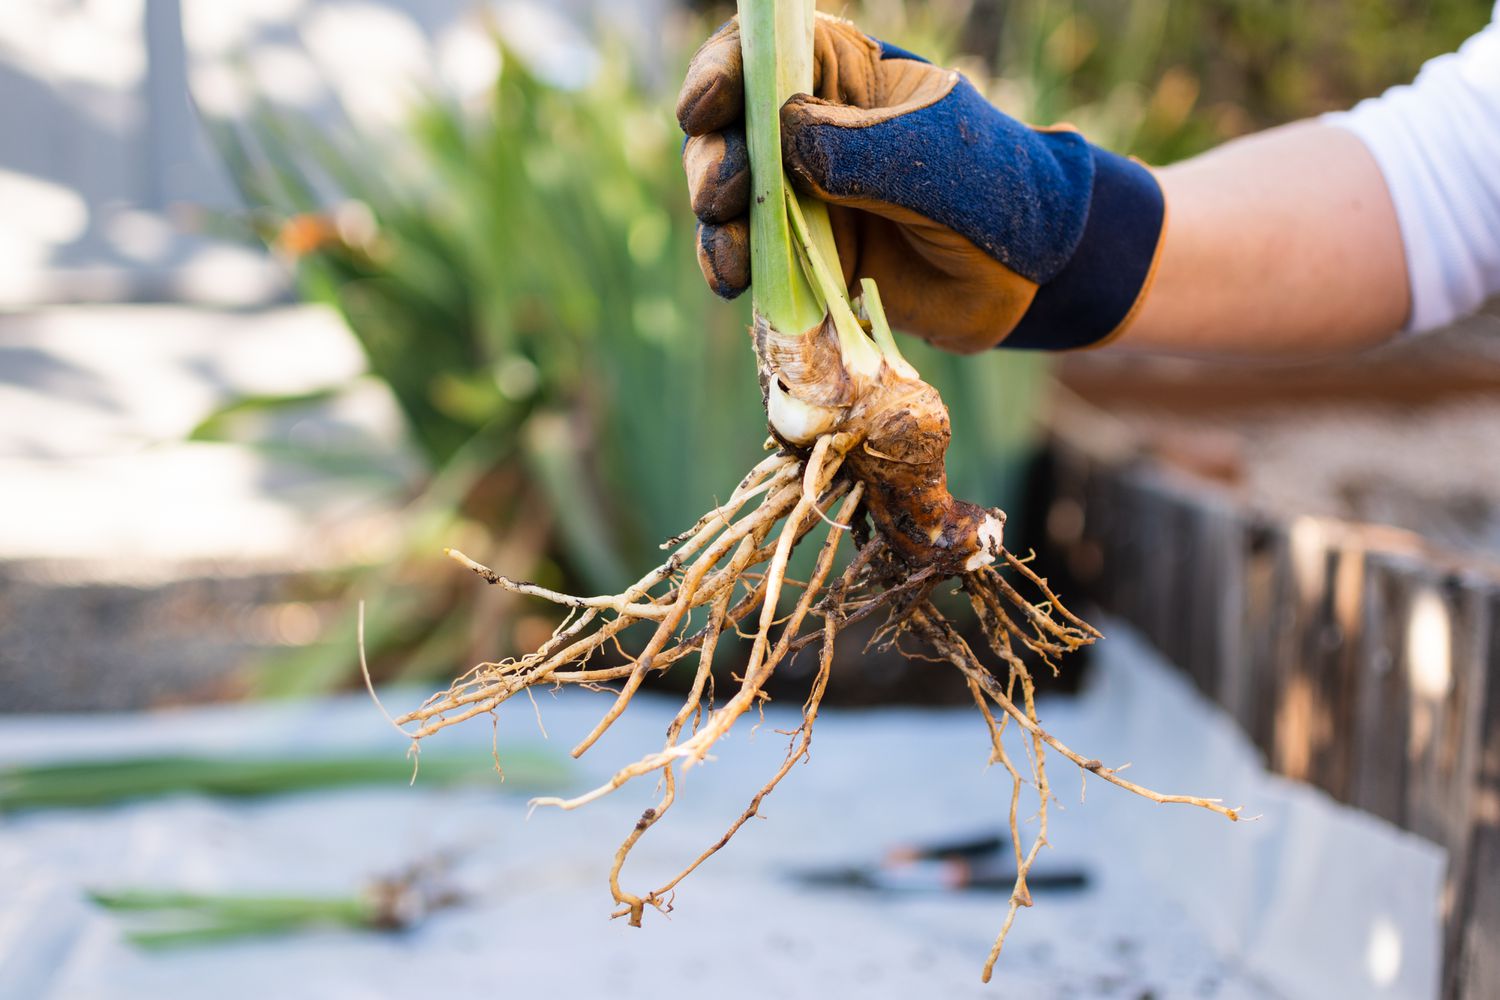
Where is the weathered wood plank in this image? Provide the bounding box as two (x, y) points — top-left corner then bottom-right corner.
(1445, 582), (1499, 1000)
(1350, 550), (1422, 826)
(1048, 448), (1101, 594)
(1267, 519), (1329, 785)
(1152, 483), (1193, 684)
(1134, 475), (1174, 656)
(1109, 472), (1151, 630)
(1176, 488), (1220, 698)
(1304, 532), (1366, 801)
(1246, 522), (1296, 765)
(1080, 457), (1119, 609)
(1045, 432), (1500, 999)
(1407, 574), (1490, 851)
(1208, 504), (1252, 731)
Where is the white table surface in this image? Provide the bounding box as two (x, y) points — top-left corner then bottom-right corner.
(0, 624), (1443, 999)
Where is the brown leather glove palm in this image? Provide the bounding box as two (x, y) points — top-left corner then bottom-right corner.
(677, 15), (1166, 353)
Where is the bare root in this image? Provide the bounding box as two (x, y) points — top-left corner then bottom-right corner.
(380, 434), (1239, 980)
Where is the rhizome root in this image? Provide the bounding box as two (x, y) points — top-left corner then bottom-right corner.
(379, 435), (1241, 981)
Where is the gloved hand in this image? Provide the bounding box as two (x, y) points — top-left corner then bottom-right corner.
(677, 15), (1166, 353)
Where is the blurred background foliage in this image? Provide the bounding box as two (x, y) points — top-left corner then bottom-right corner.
(204, 0), (1492, 694)
(848, 0), (1492, 160)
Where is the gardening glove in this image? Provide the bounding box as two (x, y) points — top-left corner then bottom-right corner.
(677, 15), (1166, 353)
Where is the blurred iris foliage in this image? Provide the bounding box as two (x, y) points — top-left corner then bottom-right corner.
(202, 0), (1490, 694)
(947, 0), (1491, 160)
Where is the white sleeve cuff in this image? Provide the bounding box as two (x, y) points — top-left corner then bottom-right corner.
(1321, 6), (1500, 335)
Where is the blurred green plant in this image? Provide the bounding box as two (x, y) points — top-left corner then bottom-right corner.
(90, 890), (386, 948)
(90, 852), (464, 948)
(685, 0), (1490, 162)
(206, 37), (759, 691)
(957, 0), (1494, 162)
(194, 1), (1492, 696)
(203, 16), (1045, 694)
(0, 749), (568, 813)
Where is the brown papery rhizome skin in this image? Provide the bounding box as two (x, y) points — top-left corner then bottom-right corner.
(754, 313), (1002, 573)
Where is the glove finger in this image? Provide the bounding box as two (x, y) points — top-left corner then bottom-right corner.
(696, 218), (750, 300)
(778, 66), (958, 212)
(677, 21), (743, 136)
(683, 125), (749, 224)
(678, 15), (927, 136)
(809, 14), (883, 107)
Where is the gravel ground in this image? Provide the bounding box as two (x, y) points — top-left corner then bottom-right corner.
(1223, 401), (1500, 555)
(1069, 311), (1500, 560)
(1119, 398), (1500, 560)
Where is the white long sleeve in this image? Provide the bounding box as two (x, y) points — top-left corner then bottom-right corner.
(1323, 4), (1500, 334)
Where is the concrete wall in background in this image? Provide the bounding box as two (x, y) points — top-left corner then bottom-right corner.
(0, 0), (667, 308)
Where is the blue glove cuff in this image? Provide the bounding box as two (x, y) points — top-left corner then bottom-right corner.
(779, 46), (1165, 351)
(783, 77), (1098, 286)
(1002, 147), (1166, 350)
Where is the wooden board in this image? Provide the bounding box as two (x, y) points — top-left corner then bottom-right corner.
(1041, 429), (1500, 998)
(1445, 582), (1500, 999)
(1350, 550), (1419, 826)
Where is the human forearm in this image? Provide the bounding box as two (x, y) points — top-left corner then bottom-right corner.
(679, 20), (1418, 359)
(1120, 122), (1409, 357)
